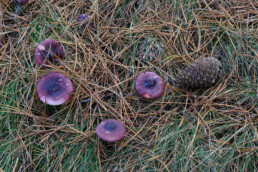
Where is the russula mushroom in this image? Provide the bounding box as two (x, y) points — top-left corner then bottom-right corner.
(35, 39), (64, 68)
(16, 0), (29, 5)
(134, 71), (166, 100)
(96, 119), (126, 144)
(77, 14), (91, 28)
(36, 72), (73, 106)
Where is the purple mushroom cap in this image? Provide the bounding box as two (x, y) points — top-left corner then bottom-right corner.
(134, 71), (166, 100)
(96, 119), (126, 143)
(36, 72), (73, 106)
(35, 39), (64, 68)
(77, 14), (91, 28)
(16, 0), (29, 5)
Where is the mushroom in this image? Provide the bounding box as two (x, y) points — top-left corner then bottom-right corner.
(134, 71), (166, 100)
(16, 0), (29, 5)
(36, 72), (73, 106)
(96, 119), (126, 144)
(77, 14), (91, 28)
(35, 39), (64, 68)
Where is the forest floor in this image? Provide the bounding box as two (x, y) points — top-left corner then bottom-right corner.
(0, 0), (257, 171)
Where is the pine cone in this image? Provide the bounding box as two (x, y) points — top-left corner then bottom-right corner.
(176, 57), (222, 88)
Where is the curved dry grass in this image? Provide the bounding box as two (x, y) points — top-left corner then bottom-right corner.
(0, 0), (257, 171)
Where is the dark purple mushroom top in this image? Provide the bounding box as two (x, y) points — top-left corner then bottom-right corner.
(36, 72), (73, 106)
(77, 14), (91, 28)
(16, 0), (29, 5)
(134, 71), (166, 100)
(35, 39), (64, 68)
(96, 119), (126, 143)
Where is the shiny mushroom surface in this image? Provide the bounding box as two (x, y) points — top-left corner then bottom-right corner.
(96, 119), (126, 144)
(35, 39), (64, 68)
(36, 72), (73, 106)
(134, 71), (166, 100)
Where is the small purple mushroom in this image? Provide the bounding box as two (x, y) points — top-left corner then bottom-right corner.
(77, 14), (91, 28)
(96, 119), (126, 144)
(35, 39), (64, 68)
(134, 71), (166, 100)
(16, 0), (29, 5)
(36, 72), (73, 106)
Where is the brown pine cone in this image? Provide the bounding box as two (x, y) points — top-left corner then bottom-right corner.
(176, 57), (222, 88)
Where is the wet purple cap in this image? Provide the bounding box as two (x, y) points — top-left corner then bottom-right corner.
(134, 71), (166, 100)
(16, 0), (29, 5)
(77, 14), (91, 28)
(36, 72), (73, 106)
(35, 39), (64, 68)
(96, 119), (126, 143)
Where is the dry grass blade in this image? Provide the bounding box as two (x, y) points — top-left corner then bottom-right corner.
(0, 4), (2, 35)
(0, 0), (257, 171)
